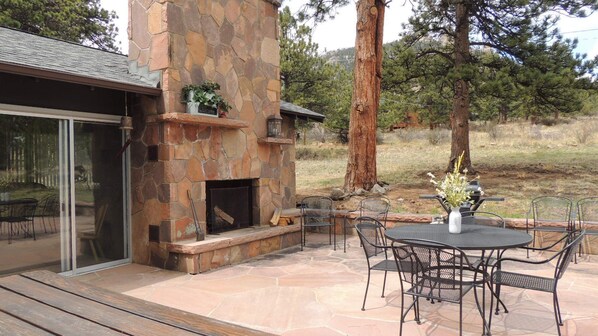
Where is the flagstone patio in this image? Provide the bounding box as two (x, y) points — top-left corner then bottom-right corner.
(76, 233), (598, 335)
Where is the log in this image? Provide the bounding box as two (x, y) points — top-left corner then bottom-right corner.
(270, 208), (281, 226)
(214, 206), (234, 225)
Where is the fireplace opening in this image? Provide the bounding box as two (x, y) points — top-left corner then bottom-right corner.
(206, 179), (254, 234)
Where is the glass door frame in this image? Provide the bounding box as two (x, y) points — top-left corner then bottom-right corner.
(0, 103), (132, 276)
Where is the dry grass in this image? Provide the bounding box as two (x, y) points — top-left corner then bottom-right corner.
(296, 119), (598, 218)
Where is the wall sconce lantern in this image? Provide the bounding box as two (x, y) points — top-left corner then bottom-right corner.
(119, 116), (133, 131)
(119, 93), (134, 131)
(267, 115), (283, 138)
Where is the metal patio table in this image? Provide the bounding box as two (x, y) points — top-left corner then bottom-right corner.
(385, 223), (532, 336)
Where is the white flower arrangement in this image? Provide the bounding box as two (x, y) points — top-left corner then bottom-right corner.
(428, 153), (478, 209)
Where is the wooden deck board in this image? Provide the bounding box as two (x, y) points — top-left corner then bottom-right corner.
(0, 311), (54, 336)
(0, 270), (275, 336)
(0, 288), (122, 336)
(0, 276), (199, 336)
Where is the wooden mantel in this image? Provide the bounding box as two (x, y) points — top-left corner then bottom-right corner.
(146, 113), (249, 129)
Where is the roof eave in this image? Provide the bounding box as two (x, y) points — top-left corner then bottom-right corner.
(0, 61), (162, 96)
(281, 110), (325, 123)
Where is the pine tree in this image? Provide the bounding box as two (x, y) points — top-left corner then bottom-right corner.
(0, 0), (120, 52)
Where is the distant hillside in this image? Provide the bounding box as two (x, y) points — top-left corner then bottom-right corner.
(323, 47), (354, 71)
(322, 40), (399, 72)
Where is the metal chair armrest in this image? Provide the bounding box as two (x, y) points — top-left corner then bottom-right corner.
(520, 232), (569, 251)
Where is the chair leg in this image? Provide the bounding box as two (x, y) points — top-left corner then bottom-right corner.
(399, 292), (404, 336)
(41, 216), (48, 233)
(554, 291), (563, 326)
(8, 222), (14, 244)
(553, 291), (562, 336)
(301, 225), (305, 251)
(361, 269), (371, 311)
(30, 219), (36, 241)
(96, 240), (105, 259)
(331, 225), (336, 251)
(495, 283), (502, 315)
(89, 240), (99, 261)
(459, 299), (463, 336)
(381, 270), (388, 298)
(528, 231), (535, 258)
(414, 296), (421, 324)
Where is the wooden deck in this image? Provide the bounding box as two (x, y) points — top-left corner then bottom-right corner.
(0, 270), (274, 336)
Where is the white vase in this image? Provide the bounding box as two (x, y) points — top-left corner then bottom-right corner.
(186, 102), (199, 114)
(448, 207), (461, 234)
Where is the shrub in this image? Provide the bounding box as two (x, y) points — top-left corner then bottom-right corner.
(395, 128), (421, 143)
(484, 122), (501, 141)
(427, 128), (448, 145)
(296, 146), (347, 160)
(574, 122), (597, 144)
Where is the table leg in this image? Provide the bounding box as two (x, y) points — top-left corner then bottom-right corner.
(472, 249), (496, 336)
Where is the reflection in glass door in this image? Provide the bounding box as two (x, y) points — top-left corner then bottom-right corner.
(0, 112), (128, 275)
(0, 114), (71, 275)
(73, 121), (125, 269)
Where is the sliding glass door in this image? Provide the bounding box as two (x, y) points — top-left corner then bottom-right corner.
(0, 111), (129, 276)
(73, 121), (126, 269)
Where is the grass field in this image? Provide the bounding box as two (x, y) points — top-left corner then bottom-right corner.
(296, 118), (598, 218)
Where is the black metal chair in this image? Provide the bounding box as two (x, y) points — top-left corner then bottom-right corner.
(1, 198), (38, 243)
(354, 217), (402, 311)
(344, 196), (391, 252)
(359, 196), (390, 227)
(461, 210), (505, 265)
(525, 196), (574, 257)
(489, 230), (585, 336)
(37, 194), (59, 233)
(576, 197), (598, 256)
(391, 238), (479, 336)
(300, 196), (335, 251)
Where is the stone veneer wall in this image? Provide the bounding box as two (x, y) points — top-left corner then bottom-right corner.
(127, 0), (292, 267)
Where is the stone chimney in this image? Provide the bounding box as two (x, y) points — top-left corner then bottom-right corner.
(126, 0), (292, 269)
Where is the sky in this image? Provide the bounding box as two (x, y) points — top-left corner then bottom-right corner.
(101, 0), (598, 58)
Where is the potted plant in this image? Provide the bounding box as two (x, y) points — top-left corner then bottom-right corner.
(182, 81), (232, 117)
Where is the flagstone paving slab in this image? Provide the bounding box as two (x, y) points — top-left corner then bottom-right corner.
(77, 234), (598, 335)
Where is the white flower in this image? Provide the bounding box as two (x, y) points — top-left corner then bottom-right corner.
(427, 153), (474, 208)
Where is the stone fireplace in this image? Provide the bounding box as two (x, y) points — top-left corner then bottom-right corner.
(126, 0), (301, 273)
(206, 179), (255, 234)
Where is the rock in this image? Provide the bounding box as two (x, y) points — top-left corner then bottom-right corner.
(370, 183), (386, 195)
(330, 188), (345, 200)
(353, 188), (367, 196)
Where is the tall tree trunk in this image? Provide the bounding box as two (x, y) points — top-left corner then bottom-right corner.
(448, 2), (474, 173)
(344, 0), (385, 192)
(499, 104), (508, 123)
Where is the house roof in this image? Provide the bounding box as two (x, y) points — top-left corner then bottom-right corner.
(0, 27), (325, 122)
(280, 101), (325, 122)
(0, 26), (161, 95)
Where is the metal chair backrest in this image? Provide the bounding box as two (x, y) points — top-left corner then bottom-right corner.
(531, 196), (572, 225)
(9, 198), (38, 218)
(358, 197), (390, 225)
(391, 241), (417, 286)
(43, 194), (60, 216)
(395, 238), (475, 295)
(301, 196), (333, 225)
(577, 197), (598, 228)
(460, 210), (505, 228)
(354, 217), (388, 259)
(555, 230), (585, 280)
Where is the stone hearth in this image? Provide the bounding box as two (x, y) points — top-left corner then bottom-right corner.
(165, 225), (300, 273)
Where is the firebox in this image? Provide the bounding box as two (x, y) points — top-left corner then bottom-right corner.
(206, 179), (254, 234)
